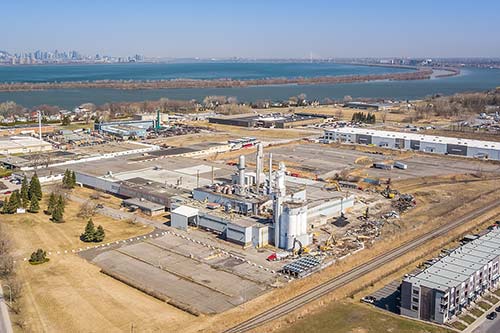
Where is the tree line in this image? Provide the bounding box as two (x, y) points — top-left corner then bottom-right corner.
(2, 173), (42, 214)
(351, 112), (376, 124)
(414, 88), (500, 119)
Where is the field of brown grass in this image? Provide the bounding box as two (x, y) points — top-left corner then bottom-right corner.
(1, 191), (197, 332)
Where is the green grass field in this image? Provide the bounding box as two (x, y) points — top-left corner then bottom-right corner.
(460, 314), (476, 324)
(278, 301), (453, 333)
(470, 307), (484, 317)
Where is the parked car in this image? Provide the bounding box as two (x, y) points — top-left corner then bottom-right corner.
(96, 204), (104, 209)
(487, 312), (497, 320)
(495, 306), (500, 312)
(361, 296), (377, 304)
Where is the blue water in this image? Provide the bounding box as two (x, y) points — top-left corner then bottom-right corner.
(0, 62), (410, 83)
(0, 64), (498, 109)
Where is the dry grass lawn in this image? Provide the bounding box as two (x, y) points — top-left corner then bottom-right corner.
(1, 191), (197, 332)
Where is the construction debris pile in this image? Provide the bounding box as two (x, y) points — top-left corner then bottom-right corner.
(392, 193), (416, 212)
(147, 124), (213, 139)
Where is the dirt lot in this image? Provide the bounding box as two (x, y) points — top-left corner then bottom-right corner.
(0, 191), (198, 332)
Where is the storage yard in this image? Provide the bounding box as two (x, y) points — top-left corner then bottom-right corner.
(81, 230), (283, 315)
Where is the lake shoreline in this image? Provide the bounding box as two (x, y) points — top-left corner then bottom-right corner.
(0, 67), (452, 92)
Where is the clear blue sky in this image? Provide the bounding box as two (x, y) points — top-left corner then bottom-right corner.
(1, 0), (499, 58)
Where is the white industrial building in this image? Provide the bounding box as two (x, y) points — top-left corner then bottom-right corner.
(324, 128), (500, 161)
(175, 144), (354, 251)
(0, 136), (52, 155)
(170, 205), (199, 230)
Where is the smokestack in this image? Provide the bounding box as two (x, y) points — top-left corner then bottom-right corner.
(238, 155), (246, 193)
(156, 109), (161, 131)
(255, 143), (263, 192)
(268, 153), (273, 195)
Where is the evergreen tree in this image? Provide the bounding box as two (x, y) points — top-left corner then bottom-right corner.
(57, 195), (66, 213)
(62, 169), (69, 188)
(51, 203), (64, 223)
(62, 169), (76, 189)
(1, 196), (9, 214)
(94, 225), (105, 242)
(80, 219), (96, 242)
(29, 173), (42, 201)
(20, 176), (29, 207)
(46, 192), (57, 215)
(9, 190), (21, 212)
(29, 196), (40, 213)
(71, 171), (77, 187)
(29, 249), (48, 264)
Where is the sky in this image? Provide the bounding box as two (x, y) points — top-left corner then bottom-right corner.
(1, 0), (499, 59)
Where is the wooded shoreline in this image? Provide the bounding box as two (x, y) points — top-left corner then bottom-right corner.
(0, 67), (461, 92)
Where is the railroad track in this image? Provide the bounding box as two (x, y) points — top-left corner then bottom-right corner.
(225, 198), (500, 333)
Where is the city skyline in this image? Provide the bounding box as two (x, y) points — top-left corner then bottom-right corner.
(1, 0), (499, 59)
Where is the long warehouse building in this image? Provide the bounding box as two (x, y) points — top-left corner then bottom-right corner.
(400, 228), (500, 324)
(324, 127), (500, 160)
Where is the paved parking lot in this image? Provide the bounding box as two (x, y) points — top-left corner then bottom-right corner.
(369, 280), (401, 314)
(247, 143), (500, 180)
(87, 232), (282, 314)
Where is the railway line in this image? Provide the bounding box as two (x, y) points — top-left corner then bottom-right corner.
(225, 198), (500, 333)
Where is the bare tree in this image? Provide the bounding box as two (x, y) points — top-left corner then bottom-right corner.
(381, 110), (388, 123)
(77, 200), (98, 219)
(335, 108), (344, 120)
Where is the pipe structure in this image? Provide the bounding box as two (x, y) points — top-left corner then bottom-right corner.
(255, 143), (264, 193)
(268, 153), (273, 195)
(238, 155), (246, 194)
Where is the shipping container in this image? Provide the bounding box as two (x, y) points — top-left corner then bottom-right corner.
(372, 162), (393, 170)
(394, 161), (408, 170)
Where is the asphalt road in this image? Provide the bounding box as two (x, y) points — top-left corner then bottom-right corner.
(473, 317), (500, 333)
(0, 284), (13, 333)
(467, 299), (500, 333)
(225, 197), (500, 333)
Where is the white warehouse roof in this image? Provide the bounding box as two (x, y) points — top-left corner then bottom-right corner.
(172, 205), (199, 217)
(325, 127), (500, 150)
(0, 136), (52, 149)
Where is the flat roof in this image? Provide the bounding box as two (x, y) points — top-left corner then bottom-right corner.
(123, 197), (165, 211)
(405, 228), (500, 291)
(0, 136), (52, 149)
(325, 127), (500, 150)
(172, 205), (199, 217)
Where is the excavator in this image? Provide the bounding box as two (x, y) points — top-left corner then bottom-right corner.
(292, 238), (310, 256)
(358, 207), (370, 220)
(381, 183), (399, 199)
(319, 232), (337, 252)
(324, 179), (341, 192)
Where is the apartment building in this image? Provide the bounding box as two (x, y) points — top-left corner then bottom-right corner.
(400, 228), (500, 324)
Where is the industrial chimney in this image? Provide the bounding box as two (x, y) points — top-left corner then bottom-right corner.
(255, 143), (264, 192)
(238, 155), (246, 194)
